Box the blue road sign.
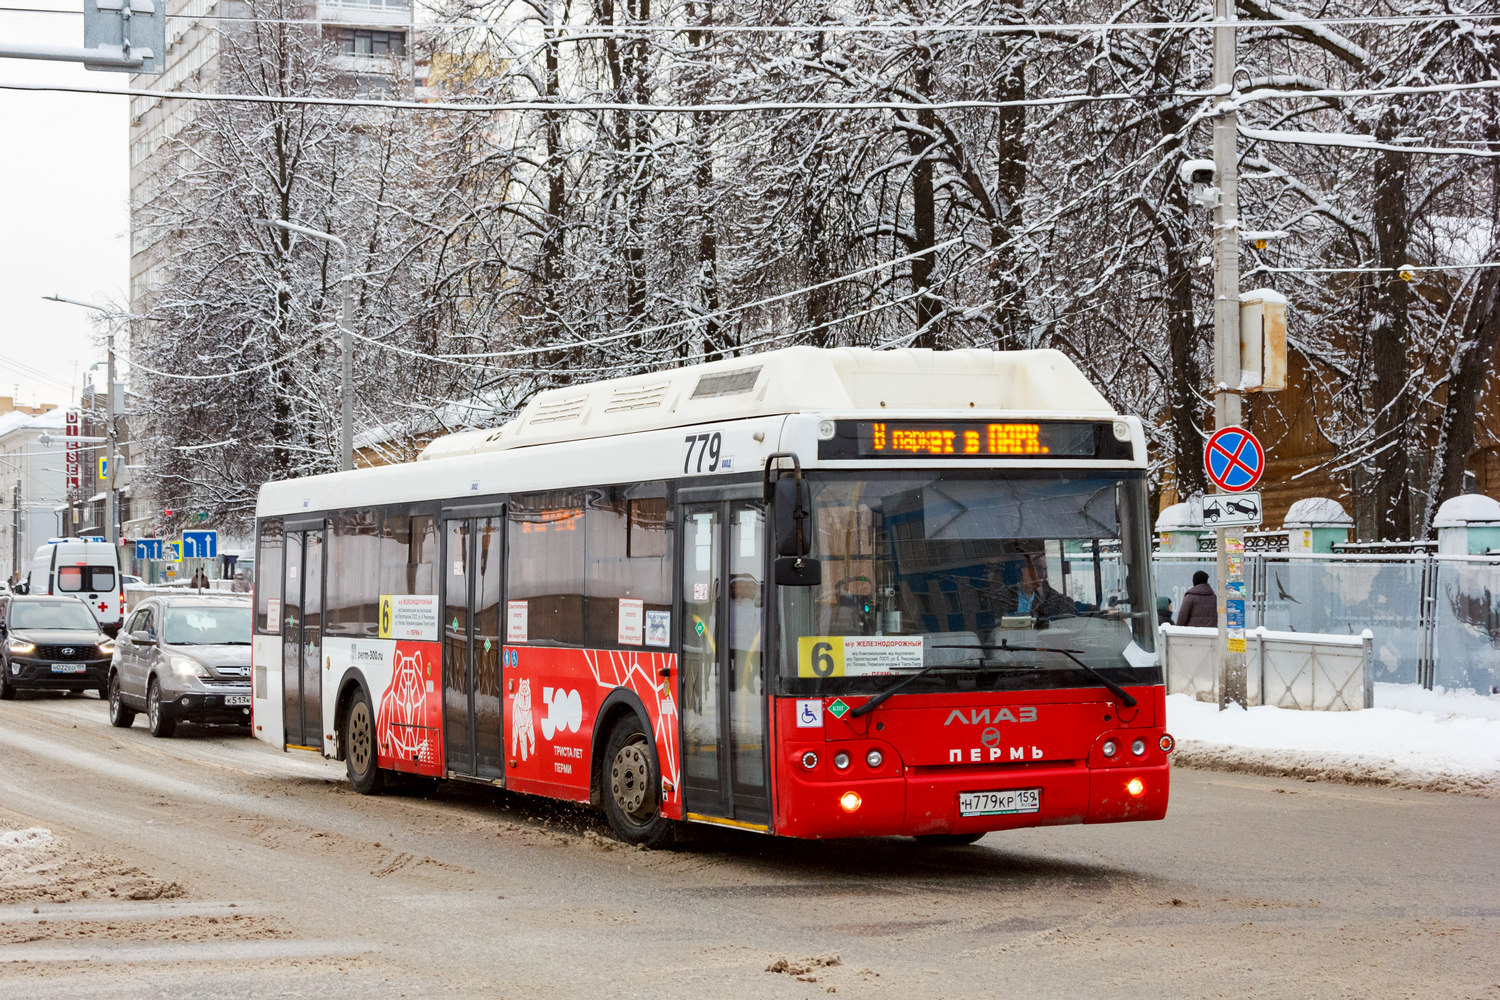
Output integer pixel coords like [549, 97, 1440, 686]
[135, 539, 165, 560]
[1203, 426, 1265, 493]
[182, 530, 218, 559]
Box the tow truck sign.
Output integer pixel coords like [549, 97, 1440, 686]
[1202, 490, 1263, 528]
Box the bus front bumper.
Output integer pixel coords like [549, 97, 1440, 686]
[771, 761, 1171, 839]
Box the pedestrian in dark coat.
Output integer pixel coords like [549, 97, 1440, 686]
[1176, 571, 1218, 627]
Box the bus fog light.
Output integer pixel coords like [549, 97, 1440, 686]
[1102, 740, 1117, 758]
[834, 751, 850, 770]
[839, 791, 862, 813]
[1131, 739, 1146, 756]
[866, 749, 883, 768]
[801, 751, 818, 770]
[1126, 778, 1145, 797]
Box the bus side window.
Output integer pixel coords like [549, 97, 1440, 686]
[255, 519, 284, 634]
[508, 491, 586, 646]
[327, 509, 380, 637]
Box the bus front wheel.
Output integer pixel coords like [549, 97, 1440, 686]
[344, 688, 386, 796]
[602, 717, 675, 849]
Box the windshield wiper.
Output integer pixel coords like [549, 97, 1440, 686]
[847, 659, 959, 718]
[961, 639, 1138, 707]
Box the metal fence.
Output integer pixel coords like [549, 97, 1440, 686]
[1161, 624, 1373, 710]
[1154, 552, 1500, 696]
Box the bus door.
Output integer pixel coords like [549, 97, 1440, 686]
[282, 523, 325, 750]
[441, 508, 505, 780]
[679, 493, 770, 826]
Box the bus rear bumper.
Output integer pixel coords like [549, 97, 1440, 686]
[773, 761, 1170, 839]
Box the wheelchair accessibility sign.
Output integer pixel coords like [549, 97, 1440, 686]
[795, 699, 824, 728]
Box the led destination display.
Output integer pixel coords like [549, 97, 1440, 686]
[818, 420, 1129, 460]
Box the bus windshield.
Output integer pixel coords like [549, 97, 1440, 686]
[777, 471, 1158, 696]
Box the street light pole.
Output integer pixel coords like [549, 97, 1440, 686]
[1211, 0, 1247, 709]
[256, 219, 355, 472]
[42, 295, 133, 550]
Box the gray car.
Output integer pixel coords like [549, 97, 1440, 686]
[107, 595, 253, 738]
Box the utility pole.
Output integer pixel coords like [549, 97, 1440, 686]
[104, 317, 120, 548]
[1212, 0, 1247, 709]
[11, 480, 19, 582]
[339, 270, 354, 472]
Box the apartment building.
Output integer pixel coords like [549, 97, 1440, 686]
[127, 0, 416, 316]
[0, 404, 67, 583]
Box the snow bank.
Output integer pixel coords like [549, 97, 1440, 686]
[0, 828, 52, 849]
[1168, 683, 1500, 796]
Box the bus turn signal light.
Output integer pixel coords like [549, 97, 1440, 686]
[1126, 778, 1145, 797]
[839, 791, 862, 813]
[1159, 734, 1176, 754]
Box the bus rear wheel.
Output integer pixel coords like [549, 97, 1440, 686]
[344, 688, 385, 796]
[602, 717, 675, 849]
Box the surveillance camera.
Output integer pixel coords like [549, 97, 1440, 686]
[1179, 159, 1216, 186]
[1178, 158, 1220, 210]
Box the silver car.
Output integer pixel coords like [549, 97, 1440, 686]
[107, 595, 253, 738]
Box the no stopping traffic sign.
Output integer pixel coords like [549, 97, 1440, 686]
[1204, 426, 1265, 493]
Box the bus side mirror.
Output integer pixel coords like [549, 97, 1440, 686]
[772, 476, 821, 587]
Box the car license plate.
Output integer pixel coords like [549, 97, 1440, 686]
[959, 788, 1041, 816]
[225, 695, 251, 707]
[51, 664, 86, 674]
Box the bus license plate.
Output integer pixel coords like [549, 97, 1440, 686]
[959, 788, 1041, 816]
[225, 695, 251, 706]
[51, 664, 86, 674]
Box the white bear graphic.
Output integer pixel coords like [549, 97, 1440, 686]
[511, 677, 535, 762]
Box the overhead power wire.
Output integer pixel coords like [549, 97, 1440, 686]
[346, 236, 966, 364]
[2, 6, 1497, 32]
[125, 329, 331, 380]
[1248, 261, 1500, 275]
[2, 76, 1496, 114]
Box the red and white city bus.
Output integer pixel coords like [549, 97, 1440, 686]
[250, 347, 1172, 846]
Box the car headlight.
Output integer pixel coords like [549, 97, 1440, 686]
[167, 654, 208, 678]
[97, 640, 116, 655]
[6, 638, 35, 655]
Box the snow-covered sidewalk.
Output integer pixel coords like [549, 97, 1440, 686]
[1168, 683, 1500, 796]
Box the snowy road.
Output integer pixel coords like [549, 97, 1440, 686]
[1, 693, 1497, 998]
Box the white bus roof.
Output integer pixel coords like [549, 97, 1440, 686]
[419, 346, 1113, 461]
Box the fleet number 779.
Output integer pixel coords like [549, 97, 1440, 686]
[682, 432, 722, 474]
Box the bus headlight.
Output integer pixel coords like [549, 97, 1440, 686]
[866, 749, 883, 768]
[1101, 740, 1117, 758]
[833, 751, 850, 770]
[1131, 739, 1146, 757]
